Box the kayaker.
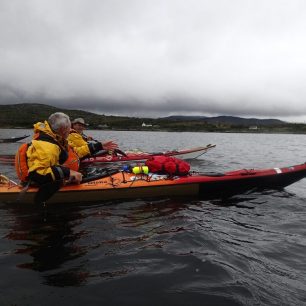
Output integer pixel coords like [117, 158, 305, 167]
[15, 112, 83, 203]
[68, 117, 118, 159]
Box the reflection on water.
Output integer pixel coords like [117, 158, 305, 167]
[5, 204, 89, 286]
[4, 199, 191, 287]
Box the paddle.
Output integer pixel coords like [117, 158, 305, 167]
[33, 168, 120, 205]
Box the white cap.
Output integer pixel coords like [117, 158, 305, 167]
[71, 118, 89, 126]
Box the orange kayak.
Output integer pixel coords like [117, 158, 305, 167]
[1, 162, 306, 204]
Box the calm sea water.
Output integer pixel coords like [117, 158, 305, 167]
[1, 129, 306, 306]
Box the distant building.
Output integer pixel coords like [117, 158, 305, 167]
[142, 122, 152, 127]
[98, 124, 109, 129]
[249, 125, 258, 130]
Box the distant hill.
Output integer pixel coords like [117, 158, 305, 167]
[0, 103, 303, 134]
[162, 115, 286, 126]
[0, 103, 139, 128]
[163, 115, 210, 121]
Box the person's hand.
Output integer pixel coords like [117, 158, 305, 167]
[69, 170, 83, 184]
[102, 140, 118, 151]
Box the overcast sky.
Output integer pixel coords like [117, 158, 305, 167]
[1, 0, 306, 122]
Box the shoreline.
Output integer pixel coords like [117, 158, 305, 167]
[1, 127, 306, 135]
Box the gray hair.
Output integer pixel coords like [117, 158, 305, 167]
[48, 112, 71, 132]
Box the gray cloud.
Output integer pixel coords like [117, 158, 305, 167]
[1, 0, 306, 122]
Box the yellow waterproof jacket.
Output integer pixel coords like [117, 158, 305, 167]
[68, 130, 91, 159]
[26, 121, 70, 181]
[68, 130, 102, 159]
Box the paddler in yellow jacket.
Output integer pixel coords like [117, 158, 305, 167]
[68, 118, 118, 159]
[23, 113, 83, 197]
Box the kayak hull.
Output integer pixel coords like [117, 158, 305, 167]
[0, 135, 30, 143]
[1, 163, 306, 204]
[199, 167, 306, 198]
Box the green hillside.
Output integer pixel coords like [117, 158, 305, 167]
[0, 103, 144, 129]
[1, 103, 306, 133]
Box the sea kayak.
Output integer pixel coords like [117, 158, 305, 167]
[0, 135, 30, 143]
[0, 144, 215, 165]
[82, 144, 216, 164]
[1, 162, 305, 204]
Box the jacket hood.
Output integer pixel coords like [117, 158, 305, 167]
[33, 121, 68, 149]
[33, 121, 56, 137]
